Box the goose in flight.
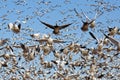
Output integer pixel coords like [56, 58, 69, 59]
[102, 32, 120, 51]
[8, 22, 21, 33]
[34, 37, 66, 45]
[30, 33, 40, 39]
[74, 8, 101, 31]
[38, 18, 72, 34]
[0, 39, 8, 46]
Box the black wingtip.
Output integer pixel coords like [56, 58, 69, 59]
[51, 60, 57, 64]
[39, 20, 45, 24]
[80, 45, 86, 48]
[36, 45, 40, 52]
[37, 18, 43, 23]
[20, 43, 25, 49]
[100, 30, 109, 38]
[108, 27, 113, 31]
[30, 34, 34, 37]
[89, 31, 97, 40]
[81, 20, 85, 23]
[9, 46, 13, 52]
[52, 50, 56, 53]
[40, 20, 44, 23]
[102, 32, 109, 38]
[60, 48, 64, 52]
[68, 23, 73, 26]
[18, 23, 21, 29]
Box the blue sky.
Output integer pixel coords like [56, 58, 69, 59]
[0, 0, 120, 41]
[0, 0, 120, 33]
[0, 0, 120, 79]
[0, 0, 120, 60]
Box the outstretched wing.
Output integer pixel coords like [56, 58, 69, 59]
[74, 8, 82, 18]
[34, 39, 47, 43]
[59, 23, 72, 29]
[53, 39, 66, 43]
[89, 32, 98, 42]
[102, 32, 119, 46]
[40, 21, 54, 29]
[38, 18, 54, 29]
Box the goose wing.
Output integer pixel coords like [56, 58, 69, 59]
[59, 23, 72, 29]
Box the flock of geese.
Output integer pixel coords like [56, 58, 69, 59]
[0, 8, 120, 80]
